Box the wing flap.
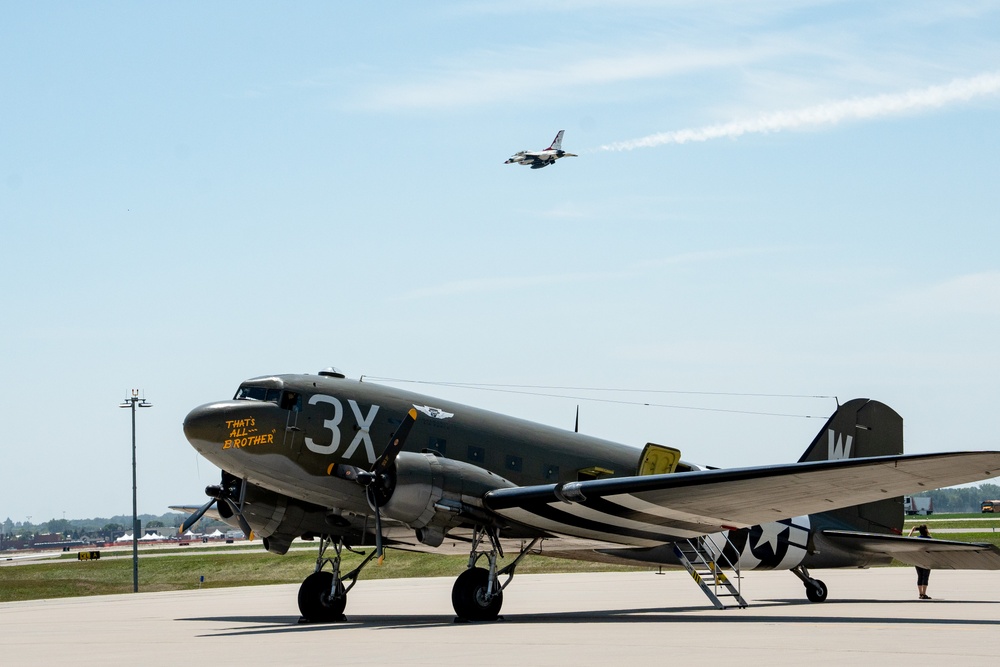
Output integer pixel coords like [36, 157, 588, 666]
[484, 452, 1000, 546]
[820, 530, 1000, 570]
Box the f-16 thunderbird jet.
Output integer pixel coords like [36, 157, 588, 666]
[179, 369, 1000, 622]
[504, 130, 577, 169]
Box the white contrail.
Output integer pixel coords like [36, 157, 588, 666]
[600, 72, 1000, 151]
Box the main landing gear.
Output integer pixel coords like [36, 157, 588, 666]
[791, 564, 828, 602]
[297, 528, 540, 623]
[297, 534, 378, 623]
[451, 526, 538, 622]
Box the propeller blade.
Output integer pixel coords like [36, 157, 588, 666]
[372, 495, 385, 563]
[221, 497, 255, 541]
[371, 408, 418, 479]
[216, 479, 254, 540]
[179, 498, 216, 534]
[236, 475, 248, 506]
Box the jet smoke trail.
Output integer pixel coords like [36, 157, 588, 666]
[600, 72, 1000, 151]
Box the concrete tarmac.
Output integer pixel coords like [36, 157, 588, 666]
[3, 568, 1000, 665]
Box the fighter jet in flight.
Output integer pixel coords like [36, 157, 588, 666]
[505, 130, 577, 169]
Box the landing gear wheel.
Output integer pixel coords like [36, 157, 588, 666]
[806, 579, 828, 603]
[298, 571, 347, 622]
[452, 567, 503, 621]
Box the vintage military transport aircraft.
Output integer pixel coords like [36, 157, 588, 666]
[179, 369, 1000, 622]
[504, 130, 577, 169]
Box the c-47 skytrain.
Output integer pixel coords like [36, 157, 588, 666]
[178, 369, 1000, 622]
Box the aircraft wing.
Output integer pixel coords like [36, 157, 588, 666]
[483, 451, 1000, 547]
[819, 530, 1000, 570]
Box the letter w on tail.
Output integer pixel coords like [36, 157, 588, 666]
[828, 430, 853, 460]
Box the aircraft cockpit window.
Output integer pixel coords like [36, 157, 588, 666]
[280, 391, 301, 411]
[234, 386, 282, 403]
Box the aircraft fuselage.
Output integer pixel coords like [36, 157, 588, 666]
[184, 373, 643, 502]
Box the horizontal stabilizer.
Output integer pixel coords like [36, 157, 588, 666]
[168, 504, 223, 522]
[820, 530, 1000, 570]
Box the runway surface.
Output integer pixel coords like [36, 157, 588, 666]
[3, 568, 1000, 665]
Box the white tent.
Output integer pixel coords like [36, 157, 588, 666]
[207, 529, 224, 537]
[115, 533, 133, 542]
[139, 532, 165, 541]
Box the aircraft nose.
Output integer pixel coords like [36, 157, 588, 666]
[183, 402, 231, 455]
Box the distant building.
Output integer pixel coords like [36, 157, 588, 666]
[29, 533, 85, 550]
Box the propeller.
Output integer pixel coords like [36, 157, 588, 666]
[177, 474, 255, 540]
[222, 476, 255, 540]
[179, 497, 216, 534]
[329, 408, 418, 560]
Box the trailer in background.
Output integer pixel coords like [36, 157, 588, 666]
[904, 496, 933, 515]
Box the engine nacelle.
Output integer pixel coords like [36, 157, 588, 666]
[379, 451, 516, 541]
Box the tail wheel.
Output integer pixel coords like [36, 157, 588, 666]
[452, 567, 503, 621]
[806, 579, 828, 603]
[298, 571, 347, 622]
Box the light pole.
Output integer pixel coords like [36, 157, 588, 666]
[119, 389, 152, 593]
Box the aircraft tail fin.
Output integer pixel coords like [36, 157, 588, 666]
[801, 398, 905, 534]
[798, 398, 903, 463]
[548, 130, 565, 151]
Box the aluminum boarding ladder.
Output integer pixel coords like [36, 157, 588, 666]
[672, 535, 747, 609]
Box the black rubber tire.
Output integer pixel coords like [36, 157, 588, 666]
[805, 579, 828, 603]
[297, 571, 347, 622]
[451, 567, 503, 621]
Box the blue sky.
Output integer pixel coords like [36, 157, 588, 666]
[3, 2, 999, 524]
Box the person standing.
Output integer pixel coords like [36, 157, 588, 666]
[908, 524, 932, 599]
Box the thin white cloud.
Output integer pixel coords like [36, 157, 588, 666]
[538, 202, 595, 219]
[403, 247, 784, 299]
[600, 71, 1000, 150]
[632, 246, 789, 270]
[355, 44, 784, 111]
[896, 271, 1000, 316]
[456, 0, 843, 19]
[402, 271, 613, 299]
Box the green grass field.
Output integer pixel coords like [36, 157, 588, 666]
[0, 547, 642, 603]
[903, 515, 1000, 530]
